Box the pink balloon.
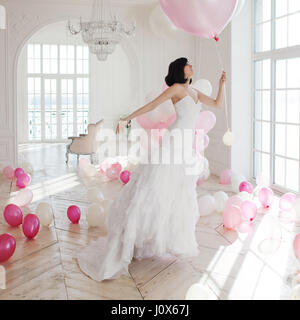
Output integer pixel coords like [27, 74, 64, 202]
[67, 205, 81, 224]
[195, 111, 216, 134]
[241, 200, 257, 222]
[99, 161, 111, 175]
[223, 205, 242, 230]
[112, 162, 122, 175]
[239, 181, 253, 194]
[120, 170, 131, 184]
[106, 167, 119, 180]
[225, 195, 243, 209]
[279, 193, 297, 211]
[258, 187, 274, 208]
[22, 214, 40, 239]
[16, 173, 31, 189]
[159, 0, 238, 39]
[220, 169, 232, 185]
[14, 167, 25, 178]
[3, 166, 14, 180]
[3, 204, 23, 227]
[237, 221, 255, 234]
[293, 234, 300, 259]
[0, 233, 16, 262]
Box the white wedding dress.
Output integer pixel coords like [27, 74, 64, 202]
[76, 88, 204, 281]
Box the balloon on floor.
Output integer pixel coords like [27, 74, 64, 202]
[36, 202, 54, 227]
[12, 188, 33, 207]
[22, 214, 40, 240]
[0, 233, 16, 262]
[67, 205, 81, 224]
[3, 204, 23, 227]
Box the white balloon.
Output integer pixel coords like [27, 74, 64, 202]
[12, 189, 33, 207]
[198, 195, 216, 216]
[86, 204, 106, 227]
[192, 79, 212, 97]
[237, 191, 251, 201]
[290, 284, 300, 300]
[213, 191, 228, 213]
[185, 283, 215, 300]
[36, 202, 53, 227]
[223, 130, 234, 146]
[233, 0, 246, 17]
[231, 173, 246, 193]
[149, 4, 179, 39]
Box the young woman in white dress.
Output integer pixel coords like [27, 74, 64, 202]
[76, 57, 226, 281]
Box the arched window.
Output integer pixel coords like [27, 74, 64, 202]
[0, 5, 6, 30]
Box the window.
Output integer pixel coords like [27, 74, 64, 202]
[26, 44, 89, 142]
[253, 0, 300, 193]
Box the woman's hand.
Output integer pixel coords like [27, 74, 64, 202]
[115, 120, 128, 135]
[219, 71, 226, 87]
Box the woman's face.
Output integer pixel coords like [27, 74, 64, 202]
[184, 62, 194, 79]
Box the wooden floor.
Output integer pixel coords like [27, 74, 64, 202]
[0, 143, 298, 300]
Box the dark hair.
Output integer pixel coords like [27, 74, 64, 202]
[165, 57, 192, 87]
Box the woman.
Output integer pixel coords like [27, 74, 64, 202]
[77, 57, 226, 281]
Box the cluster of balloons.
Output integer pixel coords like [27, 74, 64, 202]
[3, 165, 32, 189]
[99, 161, 131, 185]
[0, 204, 42, 262]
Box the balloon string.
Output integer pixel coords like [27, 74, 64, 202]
[213, 40, 230, 131]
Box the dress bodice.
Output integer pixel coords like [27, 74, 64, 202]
[169, 90, 202, 131]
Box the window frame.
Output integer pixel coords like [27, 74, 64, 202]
[252, 0, 300, 194]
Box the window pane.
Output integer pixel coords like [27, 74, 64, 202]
[287, 58, 300, 88]
[286, 159, 299, 191]
[255, 91, 262, 119]
[275, 17, 288, 49]
[256, 0, 272, 23]
[289, 0, 300, 14]
[276, 0, 288, 17]
[287, 90, 300, 123]
[276, 60, 286, 89]
[286, 125, 299, 159]
[275, 90, 286, 122]
[275, 124, 286, 156]
[274, 156, 286, 186]
[255, 121, 262, 150]
[255, 22, 271, 52]
[262, 122, 270, 153]
[262, 91, 271, 121]
[288, 13, 300, 47]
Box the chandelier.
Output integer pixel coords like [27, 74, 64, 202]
[67, 0, 135, 61]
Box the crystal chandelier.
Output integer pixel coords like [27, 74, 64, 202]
[67, 0, 135, 61]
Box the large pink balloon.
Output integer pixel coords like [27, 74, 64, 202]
[22, 214, 40, 239]
[223, 205, 241, 230]
[67, 205, 81, 224]
[220, 169, 232, 185]
[3, 204, 23, 227]
[241, 200, 257, 222]
[258, 187, 274, 208]
[293, 234, 300, 260]
[279, 193, 297, 211]
[195, 111, 216, 134]
[159, 0, 238, 39]
[112, 162, 122, 175]
[3, 166, 14, 180]
[0, 233, 16, 262]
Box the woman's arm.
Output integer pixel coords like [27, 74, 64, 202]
[195, 71, 226, 108]
[116, 86, 177, 134]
